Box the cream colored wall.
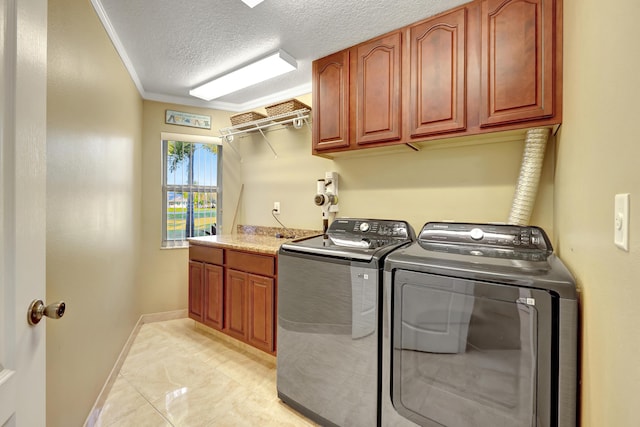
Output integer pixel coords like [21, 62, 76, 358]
[138, 101, 239, 314]
[237, 95, 555, 236]
[556, 0, 640, 425]
[46, 0, 143, 426]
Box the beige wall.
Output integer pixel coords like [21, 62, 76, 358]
[46, 0, 143, 425]
[237, 94, 555, 236]
[138, 100, 239, 314]
[556, 0, 640, 425]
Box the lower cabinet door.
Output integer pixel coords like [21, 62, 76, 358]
[203, 264, 224, 330]
[188, 261, 204, 322]
[247, 274, 275, 352]
[225, 269, 248, 340]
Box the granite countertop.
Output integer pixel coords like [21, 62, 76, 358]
[188, 225, 321, 255]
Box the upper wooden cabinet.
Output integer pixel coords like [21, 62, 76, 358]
[353, 32, 403, 145]
[480, 0, 555, 126]
[311, 0, 562, 155]
[312, 50, 350, 151]
[407, 8, 467, 137]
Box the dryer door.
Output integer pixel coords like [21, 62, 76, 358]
[391, 270, 556, 427]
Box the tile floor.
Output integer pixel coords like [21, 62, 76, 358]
[92, 318, 317, 426]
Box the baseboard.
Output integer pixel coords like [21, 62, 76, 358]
[139, 308, 188, 324]
[83, 309, 188, 427]
[194, 321, 276, 364]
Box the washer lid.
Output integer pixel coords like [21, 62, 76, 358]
[281, 218, 415, 261]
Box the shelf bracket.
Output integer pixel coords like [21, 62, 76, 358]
[223, 135, 242, 161]
[258, 128, 278, 158]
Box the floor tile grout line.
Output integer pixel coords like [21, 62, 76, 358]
[119, 350, 177, 426]
[96, 318, 318, 426]
[85, 311, 188, 426]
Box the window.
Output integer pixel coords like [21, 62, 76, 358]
[161, 134, 222, 248]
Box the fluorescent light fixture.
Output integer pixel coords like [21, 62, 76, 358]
[241, 0, 264, 7]
[190, 50, 297, 101]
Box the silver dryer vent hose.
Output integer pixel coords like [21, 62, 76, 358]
[507, 128, 550, 226]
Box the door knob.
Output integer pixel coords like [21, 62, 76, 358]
[28, 299, 66, 325]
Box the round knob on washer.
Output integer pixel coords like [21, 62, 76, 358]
[359, 222, 370, 232]
[470, 228, 484, 240]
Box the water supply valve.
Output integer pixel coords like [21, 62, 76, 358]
[315, 172, 339, 234]
[314, 172, 339, 212]
[314, 192, 337, 207]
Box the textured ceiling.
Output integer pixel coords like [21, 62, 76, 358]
[93, 0, 468, 111]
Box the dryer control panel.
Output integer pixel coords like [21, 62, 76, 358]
[419, 222, 552, 252]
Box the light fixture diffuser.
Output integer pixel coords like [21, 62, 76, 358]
[241, 0, 264, 7]
[190, 50, 297, 101]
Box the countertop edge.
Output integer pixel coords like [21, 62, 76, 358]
[188, 239, 281, 255]
[188, 227, 322, 255]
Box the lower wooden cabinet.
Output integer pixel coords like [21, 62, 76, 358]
[224, 269, 275, 353]
[225, 269, 249, 341]
[247, 274, 275, 353]
[188, 245, 276, 354]
[203, 264, 224, 330]
[188, 261, 205, 323]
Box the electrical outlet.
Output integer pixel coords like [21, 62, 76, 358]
[273, 201, 281, 215]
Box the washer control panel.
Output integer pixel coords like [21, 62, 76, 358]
[327, 219, 414, 248]
[419, 222, 551, 252]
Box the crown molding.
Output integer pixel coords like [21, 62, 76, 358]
[90, 0, 145, 95]
[145, 84, 311, 112]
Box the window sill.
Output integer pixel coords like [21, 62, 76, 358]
[161, 242, 189, 250]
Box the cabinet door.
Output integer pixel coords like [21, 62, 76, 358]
[225, 269, 248, 341]
[480, 0, 554, 126]
[188, 261, 204, 322]
[408, 8, 467, 137]
[312, 50, 350, 151]
[247, 274, 275, 353]
[354, 32, 402, 145]
[203, 264, 224, 330]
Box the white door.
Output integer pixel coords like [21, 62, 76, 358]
[0, 0, 48, 425]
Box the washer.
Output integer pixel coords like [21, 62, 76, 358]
[381, 222, 578, 427]
[277, 218, 415, 427]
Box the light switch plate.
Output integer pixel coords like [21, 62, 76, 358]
[614, 193, 630, 251]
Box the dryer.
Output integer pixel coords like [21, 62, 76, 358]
[381, 222, 578, 427]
